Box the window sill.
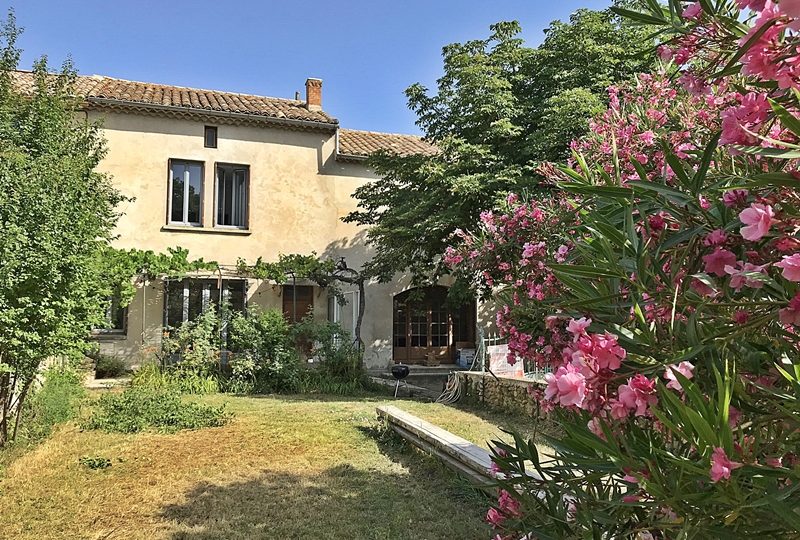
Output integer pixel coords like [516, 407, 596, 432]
[161, 225, 252, 236]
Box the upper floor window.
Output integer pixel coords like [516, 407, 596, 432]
[216, 163, 249, 228]
[204, 126, 217, 148]
[169, 160, 203, 226]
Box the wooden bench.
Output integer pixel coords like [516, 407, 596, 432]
[377, 405, 498, 487]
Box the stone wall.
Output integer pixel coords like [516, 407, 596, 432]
[456, 371, 546, 417]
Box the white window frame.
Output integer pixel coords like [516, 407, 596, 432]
[328, 290, 359, 341]
[214, 163, 249, 229]
[168, 159, 204, 227]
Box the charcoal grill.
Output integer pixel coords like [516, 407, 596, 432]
[391, 364, 410, 398]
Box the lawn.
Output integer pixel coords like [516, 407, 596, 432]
[0, 393, 543, 540]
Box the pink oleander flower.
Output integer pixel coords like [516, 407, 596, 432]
[779, 0, 800, 20]
[733, 310, 750, 324]
[703, 229, 727, 246]
[555, 244, 569, 262]
[618, 375, 658, 416]
[779, 292, 800, 325]
[664, 361, 695, 391]
[544, 363, 587, 408]
[737, 0, 767, 10]
[498, 489, 521, 518]
[682, 2, 703, 18]
[710, 447, 743, 483]
[443, 246, 463, 266]
[609, 399, 629, 420]
[639, 130, 656, 146]
[486, 508, 505, 528]
[703, 247, 737, 277]
[739, 203, 774, 241]
[587, 417, 605, 439]
[567, 317, 591, 338]
[724, 261, 768, 290]
[590, 332, 627, 370]
[775, 253, 800, 281]
[691, 278, 718, 297]
[723, 189, 748, 208]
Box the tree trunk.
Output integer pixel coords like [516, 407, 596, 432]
[355, 278, 366, 351]
[0, 371, 12, 447]
[11, 377, 33, 442]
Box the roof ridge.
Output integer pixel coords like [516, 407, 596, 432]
[90, 72, 304, 104]
[340, 127, 426, 139]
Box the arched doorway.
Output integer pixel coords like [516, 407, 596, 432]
[392, 286, 475, 364]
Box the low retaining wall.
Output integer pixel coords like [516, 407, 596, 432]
[456, 371, 546, 417]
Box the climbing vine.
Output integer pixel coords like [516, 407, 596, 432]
[236, 253, 367, 347]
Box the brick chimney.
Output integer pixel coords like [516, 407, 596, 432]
[305, 78, 322, 111]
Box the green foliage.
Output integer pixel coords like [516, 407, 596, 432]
[228, 307, 302, 393]
[83, 386, 230, 434]
[531, 88, 606, 162]
[236, 253, 336, 285]
[292, 318, 368, 394]
[78, 455, 112, 470]
[18, 365, 85, 442]
[0, 11, 123, 444]
[132, 361, 219, 395]
[92, 354, 127, 379]
[159, 307, 221, 378]
[98, 246, 218, 309]
[345, 7, 655, 285]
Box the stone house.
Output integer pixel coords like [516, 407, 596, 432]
[12, 70, 478, 369]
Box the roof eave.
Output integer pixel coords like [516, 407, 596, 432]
[85, 97, 339, 132]
[335, 152, 369, 163]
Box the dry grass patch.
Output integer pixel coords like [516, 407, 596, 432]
[0, 395, 515, 540]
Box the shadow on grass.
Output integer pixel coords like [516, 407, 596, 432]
[162, 462, 490, 540]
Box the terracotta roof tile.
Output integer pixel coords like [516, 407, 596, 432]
[10, 70, 337, 126]
[10, 71, 436, 156]
[338, 128, 436, 160]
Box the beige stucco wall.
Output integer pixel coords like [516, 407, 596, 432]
[91, 110, 397, 369]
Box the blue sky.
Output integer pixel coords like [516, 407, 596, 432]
[5, 0, 611, 134]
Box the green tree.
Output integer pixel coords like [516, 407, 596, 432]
[0, 11, 123, 445]
[344, 8, 654, 286]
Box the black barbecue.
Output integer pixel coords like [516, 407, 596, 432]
[391, 364, 410, 397]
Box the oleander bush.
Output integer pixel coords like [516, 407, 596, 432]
[446, 1, 800, 537]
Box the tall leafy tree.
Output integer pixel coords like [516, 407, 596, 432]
[345, 8, 655, 286]
[0, 12, 123, 445]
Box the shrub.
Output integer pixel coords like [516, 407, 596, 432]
[18, 365, 85, 442]
[83, 386, 230, 434]
[93, 354, 127, 379]
[292, 318, 368, 394]
[445, 3, 800, 535]
[132, 361, 219, 394]
[227, 308, 302, 393]
[159, 307, 221, 377]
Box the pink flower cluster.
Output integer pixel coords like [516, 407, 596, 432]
[570, 73, 729, 183]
